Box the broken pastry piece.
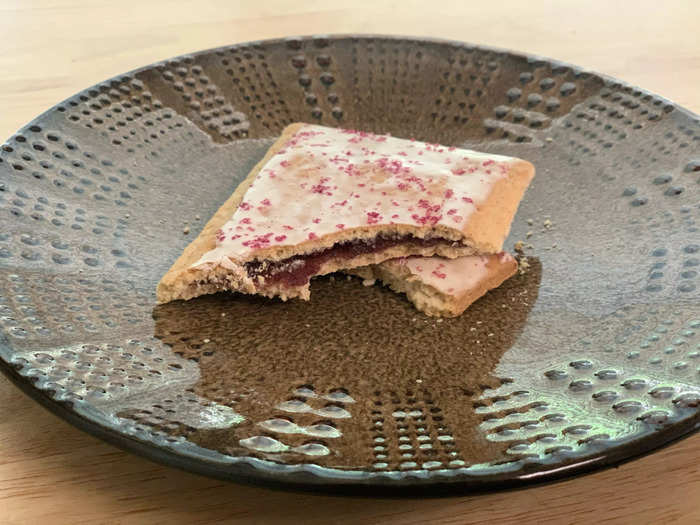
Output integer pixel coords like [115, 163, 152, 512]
[352, 253, 517, 317]
[157, 123, 534, 303]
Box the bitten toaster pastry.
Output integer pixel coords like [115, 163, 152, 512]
[157, 123, 534, 304]
[350, 253, 518, 317]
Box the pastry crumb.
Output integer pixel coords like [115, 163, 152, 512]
[203, 338, 210, 343]
[195, 214, 201, 221]
[361, 278, 376, 287]
[517, 256, 530, 275]
[544, 218, 552, 229]
[545, 137, 553, 142]
[526, 230, 533, 238]
[527, 219, 533, 225]
[183, 226, 190, 234]
[514, 240, 524, 252]
[436, 318, 443, 323]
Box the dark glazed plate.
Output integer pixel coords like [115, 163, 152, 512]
[1, 35, 699, 494]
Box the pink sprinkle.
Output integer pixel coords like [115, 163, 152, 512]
[445, 189, 454, 199]
[308, 232, 318, 240]
[283, 225, 294, 230]
[391, 214, 399, 219]
[375, 157, 408, 175]
[310, 177, 332, 195]
[215, 229, 226, 242]
[452, 215, 463, 223]
[451, 168, 466, 175]
[336, 224, 345, 229]
[312, 218, 321, 224]
[332, 199, 349, 207]
[461, 197, 474, 204]
[239, 202, 251, 211]
[279, 160, 290, 168]
[274, 235, 287, 242]
[366, 211, 382, 224]
[341, 163, 359, 176]
[417, 199, 441, 213]
[260, 198, 271, 206]
[482, 160, 495, 166]
[432, 266, 447, 279]
[412, 212, 442, 226]
[242, 232, 274, 249]
[448, 146, 456, 151]
[230, 234, 241, 240]
[240, 218, 251, 224]
[447, 208, 457, 215]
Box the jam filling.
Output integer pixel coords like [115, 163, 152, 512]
[244, 234, 460, 288]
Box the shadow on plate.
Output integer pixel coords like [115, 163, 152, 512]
[145, 258, 542, 470]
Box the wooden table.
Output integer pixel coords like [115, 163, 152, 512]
[1, 1, 699, 523]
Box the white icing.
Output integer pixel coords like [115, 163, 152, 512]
[399, 252, 515, 295]
[194, 124, 517, 267]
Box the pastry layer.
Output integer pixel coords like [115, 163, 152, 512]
[352, 253, 518, 317]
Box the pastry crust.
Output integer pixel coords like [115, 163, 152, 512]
[157, 124, 534, 303]
[157, 125, 301, 303]
[352, 253, 518, 317]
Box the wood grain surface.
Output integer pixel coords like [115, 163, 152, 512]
[1, 1, 699, 524]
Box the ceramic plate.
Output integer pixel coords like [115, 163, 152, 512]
[1, 35, 699, 493]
